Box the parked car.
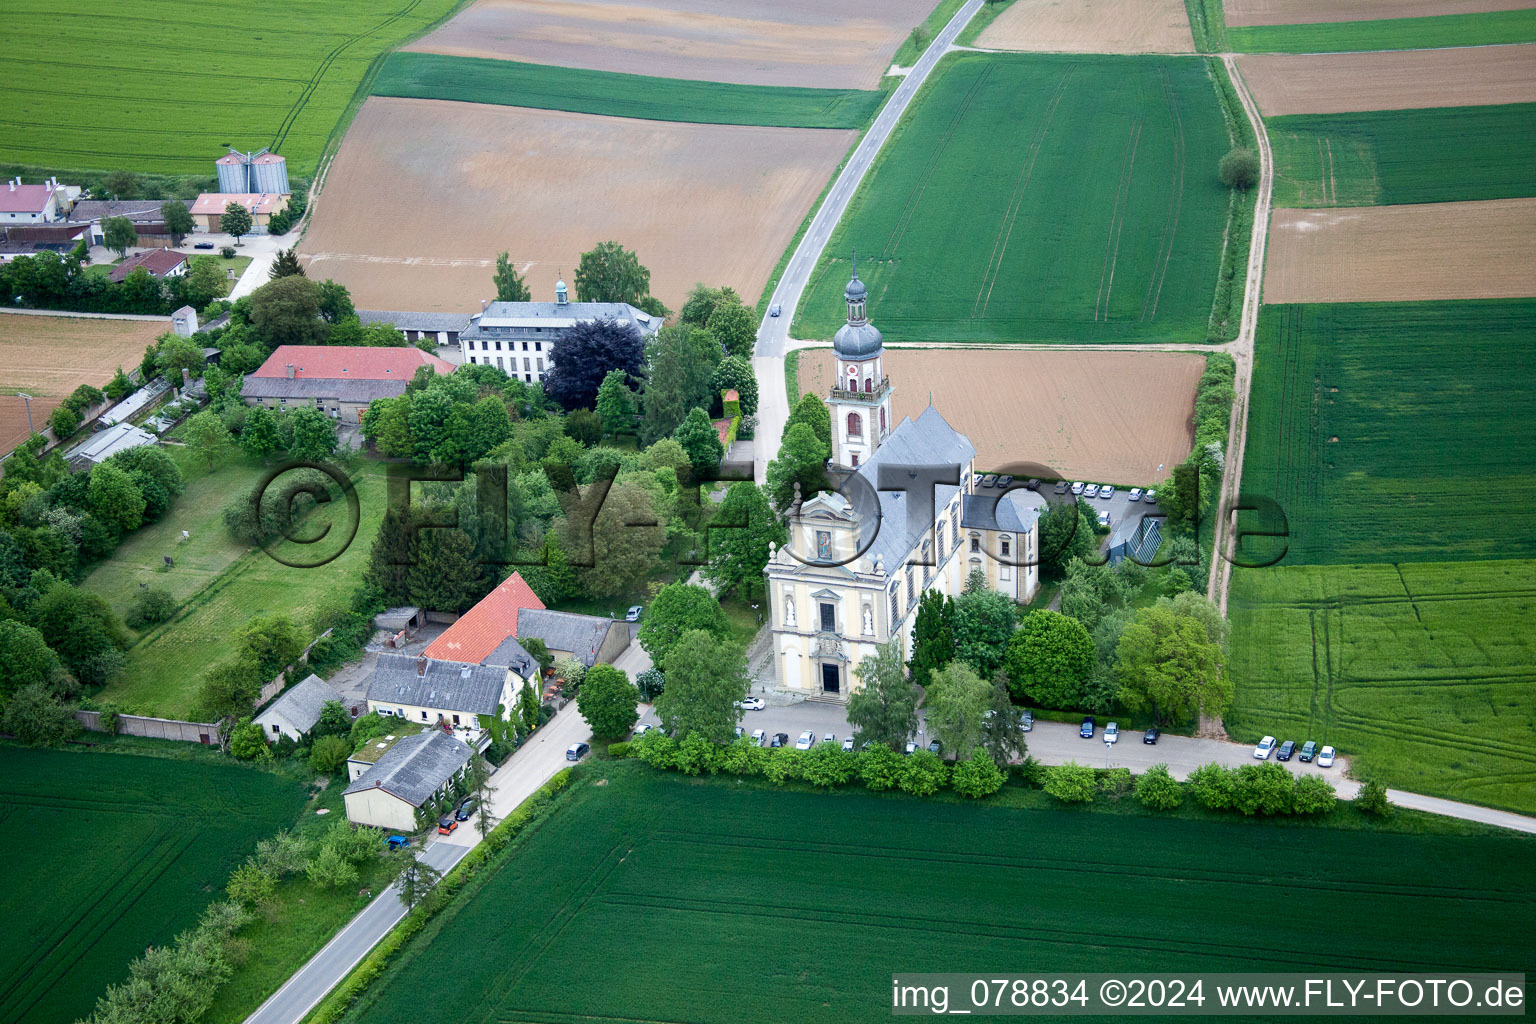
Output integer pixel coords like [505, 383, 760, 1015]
[903, 740, 917, 755]
[795, 730, 816, 750]
[997, 474, 1014, 488]
[981, 474, 997, 488]
[1083, 484, 1099, 498]
[1025, 478, 1040, 490]
[927, 739, 942, 755]
[386, 835, 410, 851]
[1276, 739, 1296, 761]
[736, 697, 766, 711]
[1253, 736, 1276, 759]
[455, 797, 478, 821]
[1080, 716, 1095, 738]
[1299, 740, 1317, 762]
[973, 473, 985, 488]
[1054, 481, 1069, 495]
[1143, 726, 1160, 745]
[193, 241, 215, 250]
[437, 816, 457, 835]
[1099, 485, 1115, 499]
[1104, 722, 1119, 744]
[751, 728, 766, 746]
[1128, 488, 1143, 502]
[632, 723, 652, 737]
[1097, 510, 1111, 528]
[566, 742, 590, 761]
[771, 732, 790, 748]
[1317, 745, 1336, 768]
[734, 725, 744, 739]
[625, 605, 643, 622]
[769, 303, 782, 317]
[1145, 490, 1157, 504]
[1071, 481, 1085, 495]
[1019, 709, 1034, 732]
[823, 733, 837, 746]
[841, 736, 855, 752]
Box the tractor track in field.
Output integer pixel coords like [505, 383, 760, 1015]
[1094, 115, 1142, 322]
[1141, 64, 1187, 321]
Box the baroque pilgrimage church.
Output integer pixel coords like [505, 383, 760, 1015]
[764, 263, 1043, 700]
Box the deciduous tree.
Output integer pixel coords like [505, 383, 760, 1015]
[1114, 604, 1230, 724]
[86, 461, 147, 534]
[595, 369, 634, 438]
[183, 410, 235, 470]
[1005, 609, 1094, 709]
[161, 200, 194, 245]
[924, 660, 990, 760]
[673, 407, 723, 476]
[654, 629, 748, 744]
[706, 299, 756, 357]
[952, 587, 1015, 679]
[221, 201, 253, 243]
[544, 318, 645, 411]
[574, 240, 650, 306]
[241, 405, 280, 461]
[637, 582, 730, 664]
[103, 216, 137, 258]
[493, 251, 531, 302]
[908, 590, 955, 688]
[703, 481, 785, 601]
[784, 392, 831, 449]
[576, 663, 640, 740]
[709, 356, 758, 417]
[847, 641, 919, 751]
[765, 422, 828, 512]
[287, 405, 339, 462]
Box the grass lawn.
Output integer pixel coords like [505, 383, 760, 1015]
[1268, 104, 1536, 208]
[0, 746, 307, 1024]
[0, 0, 465, 175]
[794, 53, 1233, 343]
[372, 53, 884, 130]
[338, 764, 1535, 1024]
[1229, 8, 1536, 52]
[92, 456, 393, 718]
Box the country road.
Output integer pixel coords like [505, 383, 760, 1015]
[753, 0, 984, 484]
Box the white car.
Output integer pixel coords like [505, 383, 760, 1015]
[1145, 489, 1157, 504]
[1253, 735, 1276, 759]
[1083, 484, 1099, 498]
[632, 723, 652, 737]
[1097, 510, 1111, 528]
[1100, 485, 1115, 499]
[903, 740, 918, 755]
[823, 732, 837, 746]
[1317, 745, 1336, 768]
[736, 697, 766, 711]
[750, 728, 766, 746]
[1104, 722, 1119, 744]
[795, 730, 816, 750]
[1071, 481, 1085, 495]
[1128, 488, 1143, 502]
[841, 736, 855, 752]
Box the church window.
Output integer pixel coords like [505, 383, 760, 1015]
[938, 532, 945, 562]
[951, 511, 959, 546]
[1001, 536, 1011, 559]
[864, 377, 872, 392]
[851, 453, 859, 467]
[906, 568, 916, 609]
[970, 536, 980, 553]
[922, 541, 931, 585]
[847, 412, 863, 438]
[820, 603, 835, 632]
[889, 585, 899, 624]
[880, 407, 887, 434]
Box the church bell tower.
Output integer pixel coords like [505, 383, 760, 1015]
[826, 253, 892, 469]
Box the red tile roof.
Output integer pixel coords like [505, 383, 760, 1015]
[423, 572, 544, 664]
[251, 345, 455, 381]
[107, 248, 188, 282]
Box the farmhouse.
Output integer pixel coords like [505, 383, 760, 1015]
[240, 345, 454, 423]
[518, 609, 629, 668]
[424, 572, 544, 664]
[358, 309, 470, 349]
[364, 652, 526, 744]
[254, 674, 348, 742]
[343, 729, 473, 831]
[189, 192, 288, 234]
[107, 248, 188, 282]
[67, 199, 191, 247]
[765, 267, 1041, 699]
[0, 177, 65, 223]
[0, 223, 89, 261]
[458, 279, 661, 384]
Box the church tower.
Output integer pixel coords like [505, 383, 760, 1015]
[826, 254, 893, 469]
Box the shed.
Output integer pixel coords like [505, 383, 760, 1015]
[253, 674, 345, 742]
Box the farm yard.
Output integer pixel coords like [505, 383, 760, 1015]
[1225, 7, 1536, 51]
[1262, 200, 1536, 303]
[299, 98, 855, 313]
[1235, 46, 1536, 116]
[971, 0, 1194, 53]
[793, 53, 1234, 344]
[0, 747, 306, 1024]
[0, 0, 463, 174]
[796, 346, 1203, 484]
[404, 0, 937, 89]
[337, 766, 1536, 1024]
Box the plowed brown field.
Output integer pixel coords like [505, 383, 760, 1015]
[1225, 0, 1534, 26]
[1263, 199, 1536, 303]
[300, 98, 854, 313]
[406, 0, 936, 88]
[975, 0, 1194, 53]
[797, 346, 1204, 484]
[1238, 45, 1536, 115]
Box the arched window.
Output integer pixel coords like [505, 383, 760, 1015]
[879, 407, 887, 434]
[847, 412, 863, 438]
[864, 377, 872, 392]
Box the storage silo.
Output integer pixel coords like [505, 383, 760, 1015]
[251, 153, 290, 195]
[216, 151, 248, 193]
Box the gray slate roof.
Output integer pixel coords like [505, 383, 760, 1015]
[241, 377, 408, 404]
[67, 199, 189, 223]
[343, 730, 471, 807]
[461, 300, 660, 337]
[516, 609, 611, 667]
[357, 309, 471, 333]
[261, 674, 342, 733]
[961, 487, 1043, 534]
[483, 635, 540, 678]
[367, 652, 505, 715]
[848, 406, 976, 569]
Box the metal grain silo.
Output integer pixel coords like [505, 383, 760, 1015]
[252, 153, 289, 195]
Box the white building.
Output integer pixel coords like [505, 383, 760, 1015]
[0, 178, 64, 224]
[343, 730, 473, 832]
[364, 653, 526, 746]
[254, 674, 346, 742]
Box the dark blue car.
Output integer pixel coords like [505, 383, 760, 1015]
[1079, 717, 1095, 738]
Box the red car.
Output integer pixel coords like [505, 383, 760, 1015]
[437, 816, 458, 835]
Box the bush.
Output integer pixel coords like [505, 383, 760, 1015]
[1016, 755, 1046, 789]
[125, 586, 177, 629]
[857, 743, 904, 791]
[254, 830, 312, 877]
[1232, 762, 1294, 816]
[226, 862, 276, 907]
[309, 734, 352, 773]
[1188, 763, 1235, 810]
[1355, 779, 1391, 818]
[1042, 761, 1096, 803]
[1292, 773, 1337, 815]
[220, 246, 236, 258]
[799, 743, 857, 789]
[227, 718, 270, 760]
[762, 746, 804, 785]
[721, 736, 767, 775]
[1219, 147, 1260, 189]
[898, 750, 949, 797]
[631, 731, 678, 770]
[635, 668, 665, 702]
[1098, 766, 1134, 801]
[674, 732, 721, 775]
[951, 749, 1006, 799]
[1133, 764, 1183, 811]
[606, 741, 632, 759]
[49, 404, 81, 437]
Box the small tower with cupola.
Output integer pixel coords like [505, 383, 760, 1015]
[826, 254, 893, 469]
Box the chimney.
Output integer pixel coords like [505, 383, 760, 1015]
[460, 665, 471, 680]
[417, 656, 427, 676]
[481, 299, 488, 312]
[285, 363, 295, 379]
[181, 368, 190, 383]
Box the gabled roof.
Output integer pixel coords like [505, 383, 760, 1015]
[961, 487, 1043, 535]
[249, 345, 454, 381]
[462, 300, 660, 337]
[516, 609, 613, 667]
[240, 376, 411, 404]
[343, 730, 472, 807]
[0, 183, 58, 214]
[357, 309, 472, 333]
[423, 572, 544, 664]
[190, 193, 286, 216]
[259, 674, 342, 733]
[108, 248, 188, 282]
[67, 199, 186, 224]
[366, 653, 506, 716]
[847, 406, 977, 570]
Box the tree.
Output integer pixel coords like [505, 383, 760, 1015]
[306, 844, 357, 889]
[784, 392, 831, 449]
[846, 641, 919, 751]
[182, 410, 235, 470]
[952, 587, 1016, 679]
[908, 590, 955, 688]
[641, 326, 720, 442]
[85, 461, 146, 534]
[1355, 779, 1391, 818]
[235, 614, 304, 679]
[564, 407, 602, 447]
[199, 658, 263, 728]
[544, 318, 645, 411]
[397, 848, 444, 910]
[637, 582, 730, 665]
[221, 201, 253, 243]
[518, 677, 541, 733]
[703, 482, 785, 601]
[160, 199, 195, 245]
[104, 169, 141, 200]
[183, 255, 228, 308]
[406, 527, 488, 612]
[309, 735, 352, 773]
[706, 299, 756, 357]
[241, 405, 280, 461]
[1134, 764, 1183, 810]
[560, 480, 665, 599]
[1114, 605, 1231, 724]
[654, 630, 748, 744]
[898, 749, 949, 796]
[673, 407, 723, 476]
[1037, 499, 1095, 578]
[1042, 761, 1096, 803]
[857, 743, 904, 790]
[709, 356, 758, 417]
[0, 684, 79, 747]
[1161, 590, 1229, 652]
[318, 278, 354, 324]
[594, 369, 634, 437]
[228, 718, 271, 759]
[0, 620, 61, 698]
[680, 283, 740, 327]
[1187, 763, 1235, 810]
[924, 661, 990, 760]
[980, 673, 1024, 768]
[576, 663, 640, 740]
[126, 586, 177, 629]
[951, 748, 1006, 798]
[32, 583, 129, 687]
[102, 216, 137, 258]
[227, 863, 277, 908]
[1005, 609, 1094, 709]
[493, 251, 531, 302]
[313, 699, 352, 738]
[249, 275, 323, 347]
[1219, 147, 1260, 190]
[574, 240, 650, 305]
[468, 756, 499, 839]
[48, 404, 80, 438]
[765, 422, 829, 511]
[269, 247, 305, 279]
[1292, 774, 1336, 815]
[1232, 762, 1294, 816]
[287, 406, 339, 462]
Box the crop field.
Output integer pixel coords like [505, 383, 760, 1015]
[92, 459, 392, 719]
[1263, 200, 1536, 304]
[1227, 563, 1536, 814]
[1235, 300, 1536, 566]
[1224, 0, 1535, 26]
[339, 766, 1535, 1024]
[0, 0, 463, 174]
[405, 0, 937, 89]
[371, 53, 883, 128]
[1266, 104, 1536, 208]
[794, 53, 1233, 344]
[0, 748, 306, 1024]
[1237, 46, 1536, 116]
[972, 0, 1194, 53]
[797, 346, 1204, 484]
[1226, 8, 1536, 51]
[300, 98, 854, 312]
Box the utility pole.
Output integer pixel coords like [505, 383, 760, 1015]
[17, 392, 34, 434]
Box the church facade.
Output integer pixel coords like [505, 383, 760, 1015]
[764, 265, 1042, 700]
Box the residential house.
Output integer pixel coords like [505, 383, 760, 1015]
[108, 247, 188, 282]
[457, 278, 661, 384]
[254, 674, 348, 742]
[423, 572, 544, 664]
[0, 178, 65, 224]
[343, 730, 473, 832]
[240, 345, 455, 423]
[422, 570, 627, 672]
[364, 653, 524, 745]
[517, 609, 629, 668]
[189, 192, 288, 234]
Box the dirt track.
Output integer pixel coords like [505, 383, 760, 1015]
[1238, 45, 1536, 115]
[1225, 0, 1534, 26]
[408, 0, 936, 88]
[300, 98, 854, 313]
[974, 0, 1194, 53]
[1263, 199, 1536, 303]
[797, 346, 1204, 484]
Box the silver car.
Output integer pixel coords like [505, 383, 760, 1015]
[1099, 485, 1115, 499]
[795, 730, 816, 750]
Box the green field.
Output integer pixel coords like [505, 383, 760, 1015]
[90, 457, 392, 719]
[1235, 300, 1536, 567]
[340, 766, 1535, 1024]
[0, 747, 306, 1024]
[1229, 8, 1536, 52]
[1227, 563, 1536, 814]
[0, 0, 464, 174]
[794, 53, 1233, 343]
[1269, 104, 1536, 207]
[372, 53, 885, 129]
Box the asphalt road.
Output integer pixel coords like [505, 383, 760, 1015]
[753, 0, 984, 484]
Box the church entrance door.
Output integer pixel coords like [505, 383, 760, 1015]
[821, 664, 840, 693]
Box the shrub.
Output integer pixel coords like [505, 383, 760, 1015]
[97, 707, 120, 735]
[1232, 762, 1294, 816]
[721, 736, 767, 776]
[49, 404, 81, 438]
[1219, 147, 1260, 190]
[1355, 779, 1391, 818]
[220, 246, 235, 258]
[674, 732, 721, 775]
[1187, 762, 1235, 810]
[606, 741, 631, 759]
[800, 743, 857, 789]
[1133, 764, 1183, 811]
[226, 862, 276, 907]
[898, 750, 949, 797]
[1042, 761, 1096, 803]
[228, 718, 270, 760]
[125, 586, 177, 629]
[1016, 755, 1046, 789]
[309, 734, 352, 773]
[1098, 766, 1134, 801]
[631, 730, 678, 770]
[1292, 773, 1337, 815]
[305, 844, 357, 889]
[635, 668, 665, 702]
[254, 830, 312, 877]
[857, 743, 904, 791]
[322, 820, 383, 864]
[951, 749, 1005, 799]
[762, 746, 803, 786]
